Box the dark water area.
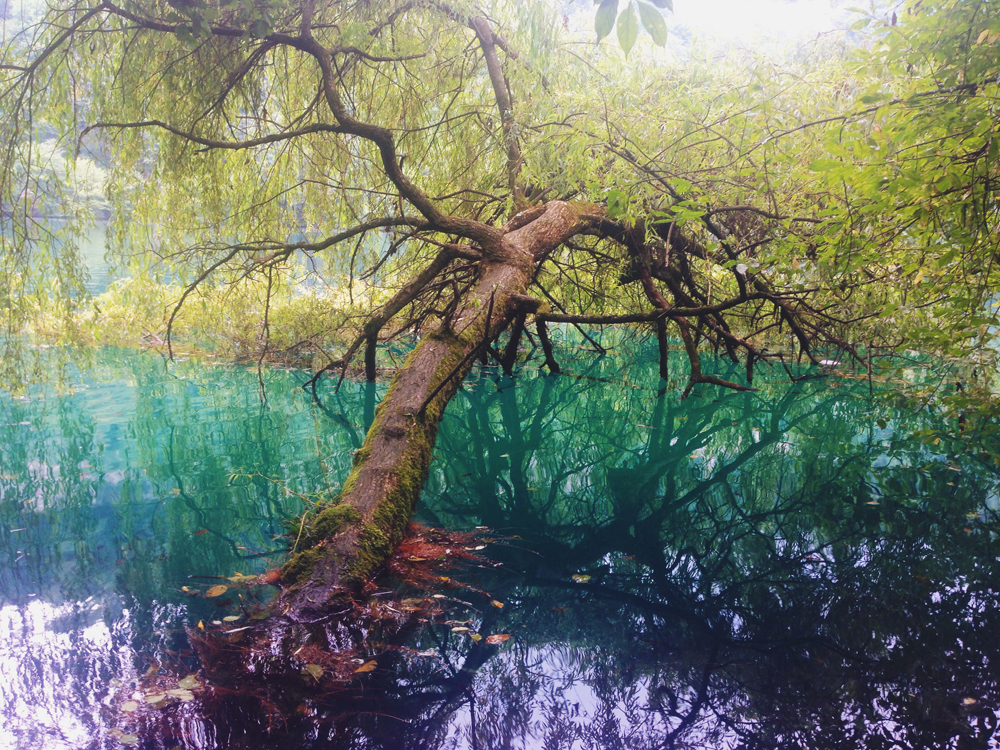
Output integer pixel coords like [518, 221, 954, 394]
[0, 340, 998, 749]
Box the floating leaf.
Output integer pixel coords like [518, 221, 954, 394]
[145, 693, 166, 704]
[963, 697, 978, 705]
[417, 648, 438, 657]
[205, 585, 228, 597]
[121, 700, 139, 713]
[197, 620, 205, 631]
[303, 663, 323, 681]
[166, 688, 194, 701]
[451, 626, 470, 633]
[485, 634, 511, 645]
[223, 615, 241, 622]
[353, 660, 377, 674]
[490, 600, 504, 609]
[169, 488, 182, 495]
[470, 634, 482, 643]
[177, 675, 201, 690]
[119, 735, 139, 747]
[572, 574, 591, 583]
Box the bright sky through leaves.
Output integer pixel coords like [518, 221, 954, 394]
[672, 0, 851, 44]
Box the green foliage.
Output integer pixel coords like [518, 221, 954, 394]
[594, 0, 669, 53]
[30, 274, 361, 364]
[1, 0, 999, 386]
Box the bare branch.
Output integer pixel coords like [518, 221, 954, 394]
[470, 16, 523, 202]
[77, 120, 344, 155]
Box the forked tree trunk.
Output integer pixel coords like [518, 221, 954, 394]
[277, 202, 599, 621]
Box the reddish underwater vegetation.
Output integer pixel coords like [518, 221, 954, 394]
[104, 524, 506, 747]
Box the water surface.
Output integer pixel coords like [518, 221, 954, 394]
[1, 342, 998, 749]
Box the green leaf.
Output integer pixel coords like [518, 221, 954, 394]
[637, 2, 667, 46]
[617, 2, 639, 56]
[808, 158, 841, 171]
[606, 188, 628, 218]
[595, 0, 619, 40]
[250, 18, 271, 37]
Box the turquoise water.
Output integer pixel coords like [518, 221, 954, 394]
[0, 342, 998, 749]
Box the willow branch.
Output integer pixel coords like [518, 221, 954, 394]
[470, 16, 523, 200]
[77, 120, 344, 155]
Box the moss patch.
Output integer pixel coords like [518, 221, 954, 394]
[310, 504, 361, 541]
[280, 547, 325, 585]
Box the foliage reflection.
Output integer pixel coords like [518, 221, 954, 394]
[0, 343, 997, 749]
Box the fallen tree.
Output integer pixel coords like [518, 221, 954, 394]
[3, 0, 999, 615]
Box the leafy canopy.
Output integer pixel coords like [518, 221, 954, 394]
[0, 0, 998, 388]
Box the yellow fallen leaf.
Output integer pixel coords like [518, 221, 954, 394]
[121, 700, 139, 713]
[485, 633, 510, 645]
[353, 660, 377, 674]
[205, 585, 228, 597]
[572, 574, 591, 583]
[490, 600, 504, 609]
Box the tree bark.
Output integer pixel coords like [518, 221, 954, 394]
[277, 201, 599, 621]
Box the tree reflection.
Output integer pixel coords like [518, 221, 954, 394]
[412, 357, 1000, 750]
[1, 346, 998, 749]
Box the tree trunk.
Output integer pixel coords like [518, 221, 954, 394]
[277, 202, 599, 621]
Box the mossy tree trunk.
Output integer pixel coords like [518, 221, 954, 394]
[277, 201, 601, 621]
